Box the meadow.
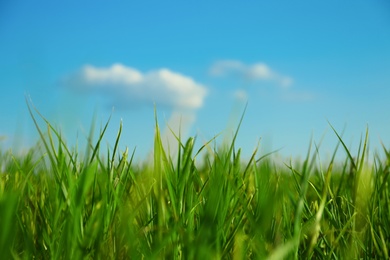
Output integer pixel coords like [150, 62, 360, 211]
[0, 106, 389, 259]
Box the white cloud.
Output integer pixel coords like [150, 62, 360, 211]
[248, 63, 273, 79]
[210, 60, 293, 87]
[209, 60, 245, 77]
[84, 64, 143, 85]
[233, 89, 248, 101]
[64, 63, 209, 159]
[65, 63, 208, 110]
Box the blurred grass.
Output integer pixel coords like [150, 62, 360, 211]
[0, 106, 389, 259]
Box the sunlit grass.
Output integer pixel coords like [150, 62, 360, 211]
[0, 105, 389, 259]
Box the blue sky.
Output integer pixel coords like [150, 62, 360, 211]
[1, 1, 389, 161]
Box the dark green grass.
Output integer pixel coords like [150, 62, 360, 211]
[0, 107, 389, 259]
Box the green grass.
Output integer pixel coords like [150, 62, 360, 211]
[0, 106, 389, 259]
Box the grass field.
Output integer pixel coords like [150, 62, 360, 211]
[0, 106, 389, 259]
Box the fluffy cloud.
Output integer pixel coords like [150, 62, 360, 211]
[210, 60, 293, 87]
[65, 63, 208, 110]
